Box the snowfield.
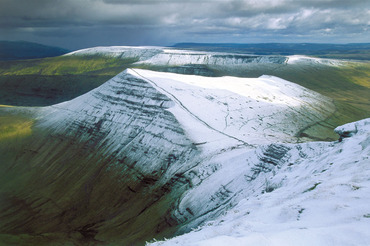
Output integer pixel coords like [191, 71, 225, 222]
[148, 118, 370, 246]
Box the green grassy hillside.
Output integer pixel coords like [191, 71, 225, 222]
[0, 55, 138, 106]
[0, 115, 179, 246]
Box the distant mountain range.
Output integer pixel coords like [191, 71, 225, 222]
[173, 43, 370, 60]
[2, 41, 370, 61]
[0, 41, 69, 60]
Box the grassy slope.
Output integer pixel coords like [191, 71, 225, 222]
[0, 56, 181, 245]
[0, 108, 182, 245]
[0, 55, 138, 106]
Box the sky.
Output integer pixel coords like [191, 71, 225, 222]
[0, 0, 369, 50]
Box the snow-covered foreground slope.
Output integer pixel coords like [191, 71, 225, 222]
[148, 118, 370, 246]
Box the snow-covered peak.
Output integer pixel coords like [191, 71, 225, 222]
[38, 68, 335, 153]
[128, 69, 335, 149]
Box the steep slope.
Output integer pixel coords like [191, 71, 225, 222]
[0, 69, 336, 245]
[0, 70, 200, 245]
[149, 118, 370, 246]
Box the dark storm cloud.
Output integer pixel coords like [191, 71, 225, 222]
[0, 0, 369, 49]
[0, 0, 166, 27]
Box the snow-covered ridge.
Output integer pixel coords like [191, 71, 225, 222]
[33, 69, 337, 239]
[35, 68, 335, 168]
[66, 46, 343, 67]
[149, 118, 370, 246]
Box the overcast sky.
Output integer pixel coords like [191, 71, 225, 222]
[0, 0, 369, 50]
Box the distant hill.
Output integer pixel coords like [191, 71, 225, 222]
[173, 43, 370, 60]
[0, 41, 69, 61]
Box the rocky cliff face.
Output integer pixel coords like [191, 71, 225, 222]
[136, 52, 288, 66]
[0, 68, 348, 245]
